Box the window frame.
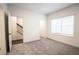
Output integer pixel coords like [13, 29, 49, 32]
[51, 16, 74, 37]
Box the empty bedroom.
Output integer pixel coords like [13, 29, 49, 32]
[0, 3, 79, 55]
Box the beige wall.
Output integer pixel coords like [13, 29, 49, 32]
[0, 8, 6, 54]
[0, 3, 9, 54]
[0, 3, 13, 54]
[47, 4, 79, 48]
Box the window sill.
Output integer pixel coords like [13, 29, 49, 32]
[51, 33, 73, 38]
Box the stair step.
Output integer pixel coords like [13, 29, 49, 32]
[12, 39, 23, 45]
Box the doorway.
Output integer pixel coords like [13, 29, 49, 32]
[11, 17, 23, 45]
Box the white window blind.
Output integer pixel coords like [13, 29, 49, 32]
[51, 16, 74, 36]
[51, 18, 61, 33]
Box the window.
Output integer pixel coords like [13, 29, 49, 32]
[51, 16, 74, 36]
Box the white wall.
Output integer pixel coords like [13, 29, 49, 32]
[24, 14, 40, 42]
[17, 17, 23, 26]
[40, 16, 47, 38]
[10, 17, 17, 40]
[8, 6, 46, 42]
[47, 4, 79, 48]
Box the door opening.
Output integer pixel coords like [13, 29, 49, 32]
[11, 17, 23, 45]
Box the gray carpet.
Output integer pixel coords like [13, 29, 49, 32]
[8, 38, 79, 55]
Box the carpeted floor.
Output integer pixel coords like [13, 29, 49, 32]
[8, 38, 79, 55]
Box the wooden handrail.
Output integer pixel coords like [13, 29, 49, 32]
[16, 23, 23, 28]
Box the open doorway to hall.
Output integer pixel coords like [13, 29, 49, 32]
[11, 16, 23, 45]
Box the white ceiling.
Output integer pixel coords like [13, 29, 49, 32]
[8, 3, 74, 15]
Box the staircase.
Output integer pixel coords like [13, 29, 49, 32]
[17, 23, 23, 35]
[12, 23, 23, 45]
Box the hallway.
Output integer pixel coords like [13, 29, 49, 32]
[8, 38, 79, 55]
